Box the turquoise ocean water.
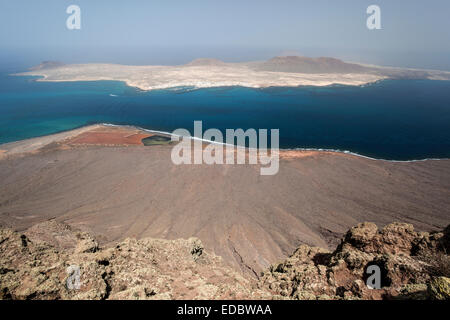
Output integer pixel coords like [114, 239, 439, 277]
[0, 72, 449, 160]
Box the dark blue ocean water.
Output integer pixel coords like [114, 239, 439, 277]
[0, 72, 449, 160]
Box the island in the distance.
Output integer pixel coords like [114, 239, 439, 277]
[17, 56, 450, 91]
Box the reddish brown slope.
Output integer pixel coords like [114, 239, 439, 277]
[0, 128, 449, 276]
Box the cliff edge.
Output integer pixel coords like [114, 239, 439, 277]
[260, 222, 450, 300]
[1, 220, 449, 300]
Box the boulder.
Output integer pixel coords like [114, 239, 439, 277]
[428, 277, 450, 300]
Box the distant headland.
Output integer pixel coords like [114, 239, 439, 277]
[16, 56, 450, 91]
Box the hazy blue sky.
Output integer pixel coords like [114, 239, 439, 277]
[1, 0, 449, 70]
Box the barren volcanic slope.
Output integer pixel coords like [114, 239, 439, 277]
[0, 125, 449, 276]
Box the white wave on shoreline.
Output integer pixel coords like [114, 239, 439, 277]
[101, 123, 450, 163]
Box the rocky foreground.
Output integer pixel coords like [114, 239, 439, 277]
[0, 220, 449, 300]
[260, 222, 449, 300]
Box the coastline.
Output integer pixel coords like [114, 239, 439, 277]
[14, 56, 450, 92]
[15, 62, 387, 91]
[27, 76, 384, 92]
[1, 123, 449, 163]
[29, 75, 384, 91]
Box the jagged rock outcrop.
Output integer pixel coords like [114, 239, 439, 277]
[0, 221, 269, 300]
[428, 277, 450, 300]
[1, 221, 449, 300]
[259, 222, 450, 300]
